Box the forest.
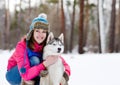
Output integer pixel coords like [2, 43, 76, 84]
[0, 0, 120, 54]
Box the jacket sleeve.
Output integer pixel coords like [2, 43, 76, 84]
[7, 53, 17, 71]
[60, 57, 71, 76]
[13, 41, 46, 81]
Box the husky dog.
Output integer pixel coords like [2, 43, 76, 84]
[40, 32, 64, 85]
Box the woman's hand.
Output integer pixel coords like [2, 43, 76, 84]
[43, 55, 58, 67]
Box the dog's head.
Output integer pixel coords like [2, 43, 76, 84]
[44, 32, 64, 54]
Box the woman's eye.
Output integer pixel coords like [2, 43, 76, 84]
[43, 31, 47, 33]
[35, 30, 39, 32]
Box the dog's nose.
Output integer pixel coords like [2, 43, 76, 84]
[58, 48, 61, 51]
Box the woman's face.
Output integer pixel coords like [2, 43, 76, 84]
[33, 29, 47, 44]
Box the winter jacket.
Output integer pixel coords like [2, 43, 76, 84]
[7, 39, 71, 81]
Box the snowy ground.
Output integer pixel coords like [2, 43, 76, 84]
[0, 50, 120, 85]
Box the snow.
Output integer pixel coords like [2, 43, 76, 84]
[0, 50, 120, 85]
[0, 50, 14, 85]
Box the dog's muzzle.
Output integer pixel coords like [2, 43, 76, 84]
[57, 48, 61, 53]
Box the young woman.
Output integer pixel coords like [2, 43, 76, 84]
[5, 13, 71, 85]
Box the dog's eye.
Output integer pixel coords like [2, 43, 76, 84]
[53, 43, 56, 45]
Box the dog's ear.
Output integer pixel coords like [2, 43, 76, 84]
[58, 33, 64, 44]
[47, 32, 54, 43]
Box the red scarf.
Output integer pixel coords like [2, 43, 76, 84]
[33, 42, 43, 52]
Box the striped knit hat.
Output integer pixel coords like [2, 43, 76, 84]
[26, 13, 49, 40]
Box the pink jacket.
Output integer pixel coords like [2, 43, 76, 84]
[7, 39, 71, 81]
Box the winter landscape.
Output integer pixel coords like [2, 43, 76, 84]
[1, 49, 120, 85]
[0, 0, 120, 85]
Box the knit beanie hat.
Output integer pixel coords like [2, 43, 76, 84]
[26, 13, 49, 40]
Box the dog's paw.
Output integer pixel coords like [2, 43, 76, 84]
[40, 70, 48, 77]
[21, 79, 35, 85]
[63, 72, 69, 81]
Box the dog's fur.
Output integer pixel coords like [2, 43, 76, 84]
[40, 32, 64, 85]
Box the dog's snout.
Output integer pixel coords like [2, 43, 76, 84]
[58, 48, 61, 51]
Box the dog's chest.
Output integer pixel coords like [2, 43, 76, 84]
[48, 57, 64, 74]
[48, 57, 64, 81]
[49, 58, 63, 68]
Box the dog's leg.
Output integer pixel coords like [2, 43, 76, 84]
[60, 77, 68, 85]
[40, 77, 45, 85]
[21, 79, 35, 85]
[21, 79, 25, 85]
[40, 75, 50, 85]
[24, 80, 35, 85]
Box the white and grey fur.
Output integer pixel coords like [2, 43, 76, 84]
[40, 32, 64, 85]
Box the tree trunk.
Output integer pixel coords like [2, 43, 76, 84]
[116, 0, 120, 52]
[98, 0, 106, 53]
[83, 0, 89, 49]
[4, 0, 10, 49]
[60, 0, 67, 53]
[119, 0, 120, 52]
[69, 0, 76, 53]
[106, 0, 116, 52]
[78, 0, 84, 54]
[28, 0, 31, 25]
[97, 0, 101, 53]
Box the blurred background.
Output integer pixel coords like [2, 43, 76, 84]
[0, 0, 120, 54]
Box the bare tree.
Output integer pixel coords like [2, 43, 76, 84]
[115, 0, 120, 52]
[29, 0, 31, 14]
[106, 0, 116, 52]
[98, 0, 106, 53]
[83, 0, 90, 49]
[69, 0, 76, 53]
[119, 0, 120, 52]
[60, 0, 67, 53]
[78, 0, 85, 54]
[3, 0, 10, 49]
[97, 0, 101, 53]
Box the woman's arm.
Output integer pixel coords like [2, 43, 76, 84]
[13, 41, 46, 81]
[60, 56, 71, 76]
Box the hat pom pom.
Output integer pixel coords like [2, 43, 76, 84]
[38, 13, 47, 19]
[20, 67, 26, 74]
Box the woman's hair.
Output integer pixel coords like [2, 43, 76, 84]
[27, 30, 49, 50]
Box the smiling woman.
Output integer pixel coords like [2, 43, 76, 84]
[5, 13, 50, 85]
